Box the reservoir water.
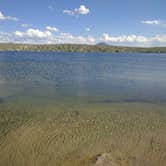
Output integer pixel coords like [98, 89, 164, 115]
[0, 51, 166, 166]
[0, 51, 166, 103]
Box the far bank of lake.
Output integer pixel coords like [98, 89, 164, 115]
[1, 43, 166, 53]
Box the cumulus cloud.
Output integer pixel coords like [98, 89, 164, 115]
[57, 33, 95, 44]
[63, 5, 90, 16]
[13, 30, 166, 46]
[15, 28, 53, 39]
[0, 11, 18, 21]
[102, 33, 149, 43]
[7, 28, 95, 44]
[141, 20, 161, 25]
[152, 35, 166, 43]
[46, 26, 59, 32]
[102, 33, 166, 46]
[15, 31, 24, 37]
[141, 20, 166, 28]
[75, 5, 90, 15]
[1, 27, 166, 46]
[0, 32, 13, 43]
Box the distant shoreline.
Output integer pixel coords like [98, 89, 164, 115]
[0, 43, 166, 53]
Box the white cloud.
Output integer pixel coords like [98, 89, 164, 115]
[27, 29, 52, 38]
[75, 5, 90, 15]
[141, 20, 161, 25]
[87, 36, 95, 43]
[58, 33, 95, 44]
[15, 28, 53, 39]
[63, 5, 90, 16]
[21, 24, 31, 28]
[15, 31, 24, 37]
[102, 33, 166, 46]
[102, 33, 150, 43]
[46, 26, 59, 32]
[152, 35, 166, 43]
[0, 11, 18, 21]
[10, 28, 96, 44]
[1, 27, 166, 46]
[85, 27, 91, 32]
[141, 20, 166, 28]
[0, 32, 13, 43]
[63, 10, 75, 16]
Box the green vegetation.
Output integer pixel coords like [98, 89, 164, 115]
[0, 43, 166, 53]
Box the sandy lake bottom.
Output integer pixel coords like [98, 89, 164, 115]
[0, 98, 166, 166]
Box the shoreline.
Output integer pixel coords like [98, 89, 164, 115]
[0, 43, 166, 53]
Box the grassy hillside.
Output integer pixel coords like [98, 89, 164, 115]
[0, 43, 166, 53]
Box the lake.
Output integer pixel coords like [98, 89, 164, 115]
[1, 51, 166, 103]
[0, 51, 166, 166]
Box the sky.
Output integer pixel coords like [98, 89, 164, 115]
[0, 0, 166, 46]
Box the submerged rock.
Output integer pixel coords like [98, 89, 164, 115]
[94, 153, 119, 166]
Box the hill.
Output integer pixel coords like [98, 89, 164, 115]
[0, 43, 166, 53]
[96, 42, 109, 46]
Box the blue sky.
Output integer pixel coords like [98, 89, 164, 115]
[0, 0, 166, 46]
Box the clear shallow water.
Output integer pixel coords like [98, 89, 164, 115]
[0, 51, 166, 104]
[1, 51, 166, 166]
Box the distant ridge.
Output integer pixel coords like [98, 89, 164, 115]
[96, 42, 109, 46]
[0, 43, 166, 53]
